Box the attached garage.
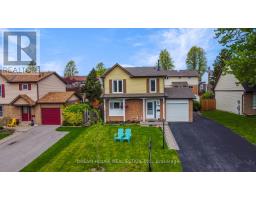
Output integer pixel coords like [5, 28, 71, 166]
[164, 87, 195, 122]
[41, 108, 61, 125]
[166, 100, 189, 122]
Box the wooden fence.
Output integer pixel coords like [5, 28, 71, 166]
[200, 99, 216, 111]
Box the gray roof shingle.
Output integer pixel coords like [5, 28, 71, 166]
[165, 87, 196, 99]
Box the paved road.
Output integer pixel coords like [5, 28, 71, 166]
[0, 126, 67, 172]
[169, 114, 256, 172]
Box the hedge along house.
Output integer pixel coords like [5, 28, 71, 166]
[0, 71, 80, 125]
[101, 64, 196, 123]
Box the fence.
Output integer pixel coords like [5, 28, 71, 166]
[200, 98, 216, 111]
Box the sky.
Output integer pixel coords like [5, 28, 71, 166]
[0, 28, 223, 82]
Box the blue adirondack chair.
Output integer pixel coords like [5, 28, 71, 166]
[114, 128, 124, 142]
[123, 128, 132, 143]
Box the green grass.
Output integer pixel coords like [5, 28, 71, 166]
[202, 110, 256, 144]
[22, 124, 182, 172]
[0, 129, 14, 140]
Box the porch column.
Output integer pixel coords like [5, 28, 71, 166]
[143, 98, 145, 122]
[123, 98, 126, 122]
[163, 98, 165, 120]
[103, 99, 106, 123]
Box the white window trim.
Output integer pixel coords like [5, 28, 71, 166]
[149, 78, 157, 93]
[112, 80, 123, 93]
[22, 83, 29, 90]
[109, 99, 124, 116]
[253, 94, 256, 109]
[0, 105, 3, 117]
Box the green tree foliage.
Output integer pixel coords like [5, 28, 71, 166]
[95, 62, 107, 77]
[158, 49, 175, 70]
[64, 60, 78, 77]
[186, 46, 207, 81]
[26, 60, 38, 73]
[212, 49, 231, 85]
[215, 28, 256, 85]
[83, 68, 102, 104]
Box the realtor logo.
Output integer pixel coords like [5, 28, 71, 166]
[3, 31, 38, 65]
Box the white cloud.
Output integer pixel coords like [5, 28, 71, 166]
[133, 28, 214, 70]
[120, 63, 136, 68]
[41, 61, 64, 75]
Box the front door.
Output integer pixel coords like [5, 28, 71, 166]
[146, 100, 155, 119]
[21, 106, 31, 121]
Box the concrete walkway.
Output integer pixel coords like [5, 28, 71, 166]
[0, 126, 67, 172]
[163, 123, 180, 150]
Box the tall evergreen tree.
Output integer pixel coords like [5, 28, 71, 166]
[186, 46, 207, 81]
[83, 68, 102, 104]
[212, 49, 231, 85]
[26, 60, 38, 73]
[158, 49, 175, 70]
[64, 60, 78, 77]
[95, 62, 107, 77]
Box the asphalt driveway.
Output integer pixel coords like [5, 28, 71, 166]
[0, 126, 67, 172]
[169, 114, 256, 172]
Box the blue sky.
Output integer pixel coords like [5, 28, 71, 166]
[1, 28, 223, 81]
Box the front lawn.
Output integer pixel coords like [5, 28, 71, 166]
[202, 110, 256, 144]
[0, 129, 14, 140]
[22, 124, 182, 172]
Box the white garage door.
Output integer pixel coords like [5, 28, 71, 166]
[166, 100, 189, 122]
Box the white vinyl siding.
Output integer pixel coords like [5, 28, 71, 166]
[112, 80, 123, 93]
[109, 100, 124, 116]
[215, 91, 243, 114]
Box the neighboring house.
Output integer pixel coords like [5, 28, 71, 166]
[101, 64, 197, 123]
[0, 72, 80, 125]
[199, 82, 207, 94]
[214, 73, 256, 115]
[63, 76, 86, 92]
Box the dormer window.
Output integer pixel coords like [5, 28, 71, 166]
[112, 80, 123, 93]
[149, 78, 157, 93]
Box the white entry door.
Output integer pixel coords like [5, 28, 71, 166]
[146, 100, 155, 119]
[166, 100, 189, 122]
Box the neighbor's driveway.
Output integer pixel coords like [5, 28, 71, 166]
[169, 114, 256, 172]
[0, 126, 67, 172]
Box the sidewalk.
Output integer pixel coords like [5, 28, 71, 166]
[163, 122, 180, 150]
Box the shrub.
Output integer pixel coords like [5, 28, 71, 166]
[62, 103, 90, 126]
[201, 91, 214, 99]
[193, 100, 201, 111]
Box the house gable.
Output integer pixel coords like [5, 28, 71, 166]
[215, 73, 244, 91]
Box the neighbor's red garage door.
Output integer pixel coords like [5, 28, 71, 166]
[41, 108, 61, 125]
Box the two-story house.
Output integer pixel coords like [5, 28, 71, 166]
[101, 64, 197, 123]
[0, 71, 80, 125]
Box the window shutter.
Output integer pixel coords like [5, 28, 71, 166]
[157, 78, 160, 93]
[19, 84, 22, 90]
[123, 79, 126, 93]
[2, 84, 5, 98]
[109, 79, 112, 93]
[28, 83, 31, 90]
[146, 78, 149, 93]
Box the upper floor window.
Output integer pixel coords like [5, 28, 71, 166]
[0, 85, 2, 97]
[149, 78, 156, 93]
[112, 80, 123, 93]
[253, 94, 256, 109]
[22, 84, 29, 90]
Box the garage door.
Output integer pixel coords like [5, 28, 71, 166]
[166, 100, 189, 122]
[41, 108, 61, 125]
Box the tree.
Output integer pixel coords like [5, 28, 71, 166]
[212, 49, 231, 85]
[215, 28, 256, 85]
[95, 62, 107, 77]
[158, 49, 175, 70]
[26, 60, 38, 73]
[186, 46, 207, 81]
[83, 68, 102, 104]
[64, 60, 78, 77]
